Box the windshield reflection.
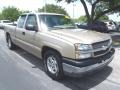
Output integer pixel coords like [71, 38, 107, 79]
[39, 14, 76, 30]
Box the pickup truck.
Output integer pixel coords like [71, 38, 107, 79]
[4, 12, 115, 80]
[0, 20, 13, 29]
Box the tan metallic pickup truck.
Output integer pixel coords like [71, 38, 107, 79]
[4, 13, 115, 80]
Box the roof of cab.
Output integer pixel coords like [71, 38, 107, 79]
[21, 12, 64, 16]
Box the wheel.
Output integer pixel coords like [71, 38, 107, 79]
[7, 35, 16, 50]
[44, 50, 64, 80]
[118, 27, 120, 32]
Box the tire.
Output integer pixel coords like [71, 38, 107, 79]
[118, 27, 120, 32]
[7, 35, 16, 50]
[44, 50, 64, 80]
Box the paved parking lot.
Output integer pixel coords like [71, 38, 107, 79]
[0, 29, 120, 90]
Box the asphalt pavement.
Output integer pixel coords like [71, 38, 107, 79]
[0, 29, 120, 90]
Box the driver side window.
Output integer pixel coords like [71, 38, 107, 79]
[25, 15, 38, 30]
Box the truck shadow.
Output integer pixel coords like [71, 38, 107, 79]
[60, 66, 112, 90]
[14, 47, 113, 90]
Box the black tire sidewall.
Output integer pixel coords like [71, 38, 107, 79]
[44, 50, 64, 80]
[7, 35, 14, 49]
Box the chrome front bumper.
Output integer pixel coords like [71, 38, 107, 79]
[62, 48, 114, 77]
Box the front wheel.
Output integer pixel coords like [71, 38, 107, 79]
[44, 50, 64, 80]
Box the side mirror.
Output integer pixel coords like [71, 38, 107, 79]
[26, 24, 38, 31]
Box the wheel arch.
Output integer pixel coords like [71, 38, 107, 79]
[41, 46, 62, 59]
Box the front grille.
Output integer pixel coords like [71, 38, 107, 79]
[92, 39, 111, 56]
[94, 47, 110, 56]
[92, 40, 110, 49]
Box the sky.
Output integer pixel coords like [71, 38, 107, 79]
[0, 0, 120, 21]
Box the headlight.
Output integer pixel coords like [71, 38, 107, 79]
[74, 43, 92, 51]
[74, 43, 92, 59]
[75, 52, 92, 59]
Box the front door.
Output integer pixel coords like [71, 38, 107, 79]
[25, 14, 41, 58]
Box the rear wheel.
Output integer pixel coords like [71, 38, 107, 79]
[7, 35, 16, 50]
[118, 27, 120, 31]
[44, 50, 64, 80]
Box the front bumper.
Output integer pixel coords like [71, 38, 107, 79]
[62, 48, 115, 77]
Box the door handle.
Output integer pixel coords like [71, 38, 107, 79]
[22, 32, 25, 35]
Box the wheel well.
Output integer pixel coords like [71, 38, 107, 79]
[42, 46, 62, 58]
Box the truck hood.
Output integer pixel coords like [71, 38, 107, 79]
[50, 29, 111, 44]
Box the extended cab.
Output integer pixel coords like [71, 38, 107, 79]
[4, 13, 115, 80]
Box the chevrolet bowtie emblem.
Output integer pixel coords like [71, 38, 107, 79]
[102, 45, 108, 50]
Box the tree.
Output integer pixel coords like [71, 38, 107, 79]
[78, 15, 87, 23]
[99, 15, 109, 21]
[21, 10, 31, 13]
[0, 13, 4, 20]
[38, 4, 69, 16]
[2, 6, 21, 22]
[74, 15, 109, 23]
[57, 0, 120, 24]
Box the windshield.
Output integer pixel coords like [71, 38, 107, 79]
[39, 14, 76, 30]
